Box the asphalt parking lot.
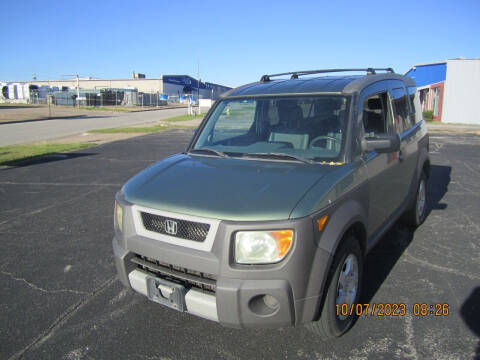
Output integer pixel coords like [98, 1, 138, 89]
[1, 130, 479, 360]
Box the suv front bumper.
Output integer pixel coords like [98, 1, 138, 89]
[113, 202, 333, 328]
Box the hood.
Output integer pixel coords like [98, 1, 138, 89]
[122, 153, 337, 221]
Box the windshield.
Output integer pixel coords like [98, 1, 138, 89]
[192, 95, 349, 162]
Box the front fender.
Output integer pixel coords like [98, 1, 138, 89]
[300, 195, 368, 323]
[317, 198, 368, 256]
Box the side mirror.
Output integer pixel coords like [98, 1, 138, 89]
[362, 133, 400, 153]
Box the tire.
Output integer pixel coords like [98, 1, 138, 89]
[307, 236, 363, 340]
[403, 171, 428, 227]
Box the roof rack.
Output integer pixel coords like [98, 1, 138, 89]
[260, 68, 395, 82]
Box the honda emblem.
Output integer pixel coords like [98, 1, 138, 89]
[165, 219, 178, 235]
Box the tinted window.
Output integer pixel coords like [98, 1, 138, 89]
[391, 87, 412, 132]
[362, 92, 393, 137]
[408, 86, 423, 124]
[407, 86, 416, 123]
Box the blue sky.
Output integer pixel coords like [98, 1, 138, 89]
[1, 0, 479, 87]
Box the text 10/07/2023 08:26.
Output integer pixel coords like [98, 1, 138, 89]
[336, 303, 450, 317]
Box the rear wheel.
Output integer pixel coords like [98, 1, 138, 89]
[403, 171, 428, 227]
[307, 236, 363, 339]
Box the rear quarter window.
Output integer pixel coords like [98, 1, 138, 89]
[391, 87, 412, 133]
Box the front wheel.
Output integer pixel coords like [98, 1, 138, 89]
[307, 236, 363, 339]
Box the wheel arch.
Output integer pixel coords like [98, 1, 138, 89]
[422, 158, 430, 179]
[306, 205, 367, 329]
[343, 221, 367, 256]
[416, 140, 430, 180]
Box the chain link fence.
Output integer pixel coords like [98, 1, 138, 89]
[48, 88, 177, 107]
[1, 84, 216, 114]
[1, 87, 197, 108]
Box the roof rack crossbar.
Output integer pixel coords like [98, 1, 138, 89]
[260, 68, 395, 82]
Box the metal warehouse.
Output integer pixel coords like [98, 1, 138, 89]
[406, 58, 480, 124]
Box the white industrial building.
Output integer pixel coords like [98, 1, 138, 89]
[406, 58, 480, 124]
[0, 74, 231, 104]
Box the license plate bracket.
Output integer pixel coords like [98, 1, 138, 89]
[146, 276, 186, 312]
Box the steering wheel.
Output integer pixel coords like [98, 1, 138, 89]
[309, 135, 341, 149]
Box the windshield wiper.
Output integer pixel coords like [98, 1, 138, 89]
[189, 148, 227, 158]
[244, 152, 315, 164]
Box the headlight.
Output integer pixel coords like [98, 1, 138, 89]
[235, 230, 293, 264]
[115, 201, 123, 232]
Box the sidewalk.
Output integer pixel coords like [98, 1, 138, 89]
[0, 107, 188, 146]
[29, 117, 202, 146]
[426, 121, 480, 134]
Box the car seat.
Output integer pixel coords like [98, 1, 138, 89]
[363, 98, 385, 135]
[268, 100, 309, 149]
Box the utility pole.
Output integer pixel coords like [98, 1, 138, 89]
[47, 94, 52, 118]
[76, 74, 80, 104]
[197, 59, 201, 115]
[63, 74, 80, 107]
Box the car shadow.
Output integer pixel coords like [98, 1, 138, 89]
[426, 163, 451, 215]
[359, 164, 452, 305]
[0, 152, 96, 169]
[0, 114, 112, 125]
[0, 105, 43, 110]
[460, 287, 480, 358]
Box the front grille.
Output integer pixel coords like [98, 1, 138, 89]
[131, 255, 217, 293]
[140, 212, 210, 242]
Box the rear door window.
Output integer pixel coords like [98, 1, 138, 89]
[391, 86, 412, 133]
[408, 86, 423, 124]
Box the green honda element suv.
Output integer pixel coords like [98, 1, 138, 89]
[113, 68, 429, 339]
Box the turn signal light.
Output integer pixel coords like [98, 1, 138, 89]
[317, 215, 328, 232]
[271, 230, 294, 258]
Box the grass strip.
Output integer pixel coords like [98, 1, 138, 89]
[161, 114, 205, 122]
[88, 124, 195, 134]
[0, 143, 95, 166]
[88, 113, 204, 133]
[77, 106, 142, 112]
[88, 112, 203, 134]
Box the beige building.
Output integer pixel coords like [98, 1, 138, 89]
[1, 75, 231, 103]
[29, 78, 164, 93]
